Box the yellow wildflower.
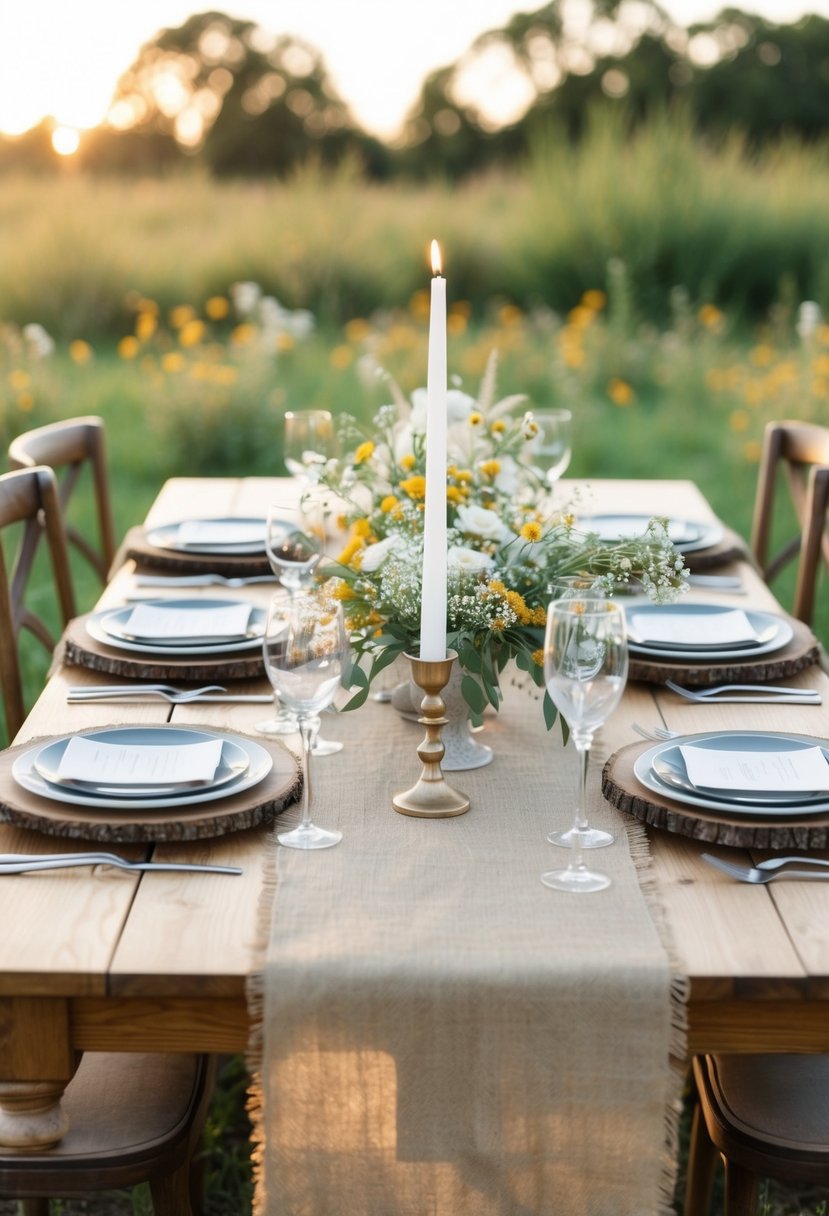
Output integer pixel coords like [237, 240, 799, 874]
[8, 369, 30, 390]
[380, 495, 399, 513]
[469, 411, 483, 426]
[276, 333, 295, 352]
[520, 521, 542, 543]
[354, 441, 375, 465]
[331, 581, 355, 600]
[69, 339, 92, 364]
[135, 312, 157, 341]
[400, 453, 416, 471]
[581, 289, 607, 311]
[205, 296, 230, 320]
[179, 320, 205, 348]
[329, 344, 353, 369]
[607, 379, 634, 407]
[446, 486, 466, 504]
[729, 409, 750, 433]
[447, 313, 467, 337]
[698, 303, 723, 330]
[352, 518, 373, 538]
[337, 537, 365, 567]
[170, 304, 196, 329]
[161, 352, 185, 374]
[399, 474, 426, 500]
[479, 459, 501, 478]
[490, 419, 506, 435]
[488, 579, 507, 596]
[231, 323, 256, 347]
[345, 317, 371, 343]
[531, 648, 545, 666]
[17, 391, 34, 412]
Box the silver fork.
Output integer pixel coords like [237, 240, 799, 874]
[134, 574, 276, 588]
[701, 853, 829, 884]
[67, 683, 226, 701]
[0, 853, 241, 875]
[665, 679, 822, 704]
[632, 723, 679, 742]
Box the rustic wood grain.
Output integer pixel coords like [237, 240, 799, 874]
[629, 614, 820, 686]
[0, 729, 301, 842]
[682, 525, 750, 571]
[603, 738, 829, 847]
[60, 613, 265, 681]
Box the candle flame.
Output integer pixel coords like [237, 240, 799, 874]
[430, 239, 442, 277]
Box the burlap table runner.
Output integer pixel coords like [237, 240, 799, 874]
[248, 680, 687, 1215]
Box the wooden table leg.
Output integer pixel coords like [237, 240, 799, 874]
[0, 997, 77, 1148]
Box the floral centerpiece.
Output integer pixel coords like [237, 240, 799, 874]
[311, 355, 687, 727]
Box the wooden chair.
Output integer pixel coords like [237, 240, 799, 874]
[0, 465, 76, 739]
[750, 419, 829, 623]
[684, 1053, 829, 1215]
[0, 1054, 216, 1216]
[8, 416, 118, 587]
[0, 468, 216, 1213]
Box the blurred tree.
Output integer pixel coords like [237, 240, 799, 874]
[107, 10, 391, 177]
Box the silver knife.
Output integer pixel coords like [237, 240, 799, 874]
[0, 854, 241, 875]
[67, 691, 273, 703]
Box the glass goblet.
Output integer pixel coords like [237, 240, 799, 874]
[256, 588, 298, 737]
[283, 409, 334, 483]
[264, 592, 349, 850]
[265, 501, 322, 596]
[529, 408, 572, 490]
[541, 597, 628, 893]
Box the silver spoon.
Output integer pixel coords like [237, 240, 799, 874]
[0, 855, 241, 875]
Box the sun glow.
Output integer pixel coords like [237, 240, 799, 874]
[51, 125, 81, 156]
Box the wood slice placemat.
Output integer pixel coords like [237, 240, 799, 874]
[62, 614, 265, 681]
[682, 526, 749, 571]
[0, 729, 302, 842]
[629, 616, 820, 686]
[602, 738, 829, 848]
[123, 525, 271, 577]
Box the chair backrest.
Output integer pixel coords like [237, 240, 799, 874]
[8, 416, 117, 585]
[0, 466, 76, 739]
[750, 419, 829, 624]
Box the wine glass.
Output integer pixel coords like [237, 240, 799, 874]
[541, 597, 628, 893]
[529, 408, 572, 490]
[265, 501, 322, 595]
[283, 409, 334, 483]
[263, 592, 349, 850]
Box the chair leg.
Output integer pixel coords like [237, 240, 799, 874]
[684, 1098, 719, 1215]
[149, 1159, 193, 1216]
[19, 1200, 51, 1216]
[723, 1158, 758, 1216]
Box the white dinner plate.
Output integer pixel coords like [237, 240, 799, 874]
[13, 727, 273, 811]
[146, 517, 267, 556]
[97, 599, 265, 650]
[33, 731, 250, 799]
[586, 513, 724, 554]
[634, 731, 829, 817]
[624, 603, 792, 662]
[88, 600, 266, 656]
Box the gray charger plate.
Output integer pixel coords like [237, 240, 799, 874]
[146, 517, 267, 556]
[89, 599, 265, 657]
[625, 603, 792, 662]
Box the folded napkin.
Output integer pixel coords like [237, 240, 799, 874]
[125, 602, 253, 640]
[594, 516, 696, 543]
[679, 744, 829, 793]
[57, 735, 223, 786]
[629, 608, 757, 647]
[176, 520, 265, 546]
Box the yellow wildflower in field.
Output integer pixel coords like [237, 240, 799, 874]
[118, 336, 140, 359]
[608, 378, 634, 407]
[743, 439, 762, 462]
[355, 441, 376, 467]
[231, 323, 256, 347]
[750, 344, 775, 367]
[17, 391, 34, 412]
[520, 521, 542, 542]
[698, 303, 723, 330]
[345, 318, 371, 343]
[812, 378, 829, 398]
[170, 305, 196, 329]
[497, 303, 523, 328]
[479, 459, 501, 477]
[214, 366, 238, 385]
[409, 289, 430, 321]
[567, 305, 595, 329]
[447, 313, 467, 337]
[8, 369, 30, 390]
[179, 320, 205, 348]
[276, 333, 295, 352]
[135, 312, 157, 341]
[69, 340, 92, 364]
[812, 355, 829, 376]
[329, 344, 353, 369]
[729, 409, 750, 432]
[581, 289, 607, 311]
[205, 296, 230, 320]
[399, 474, 426, 500]
[162, 352, 185, 373]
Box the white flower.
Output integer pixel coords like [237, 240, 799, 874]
[360, 534, 401, 572]
[409, 387, 476, 432]
[447, 545, 494, 573]
[797, 301, 822, 340]
[22, 323, 54, 358]
[231, 281, 262, 315]
[494, 455, 520, 495]
[455, 503, 511, 543]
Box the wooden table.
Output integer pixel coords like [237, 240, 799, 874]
[1, 475, 828, 1150]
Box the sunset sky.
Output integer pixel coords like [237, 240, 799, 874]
[0, 0, 823, 141]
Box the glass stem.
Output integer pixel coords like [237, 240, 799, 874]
[298, 715, 314, 830]
[570, 731, 592, 872]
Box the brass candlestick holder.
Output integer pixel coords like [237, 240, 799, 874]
[392, 650, 470, 818]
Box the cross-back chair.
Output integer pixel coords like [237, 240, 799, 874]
[0, 465, 76, 739]
[8, 415, 118, 588]
[750, 419, 829, 624]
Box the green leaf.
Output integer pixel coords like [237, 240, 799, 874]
[461, 674, 487, 715]
[542, 690, 558, 731]
[458, 641, 482, 674]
